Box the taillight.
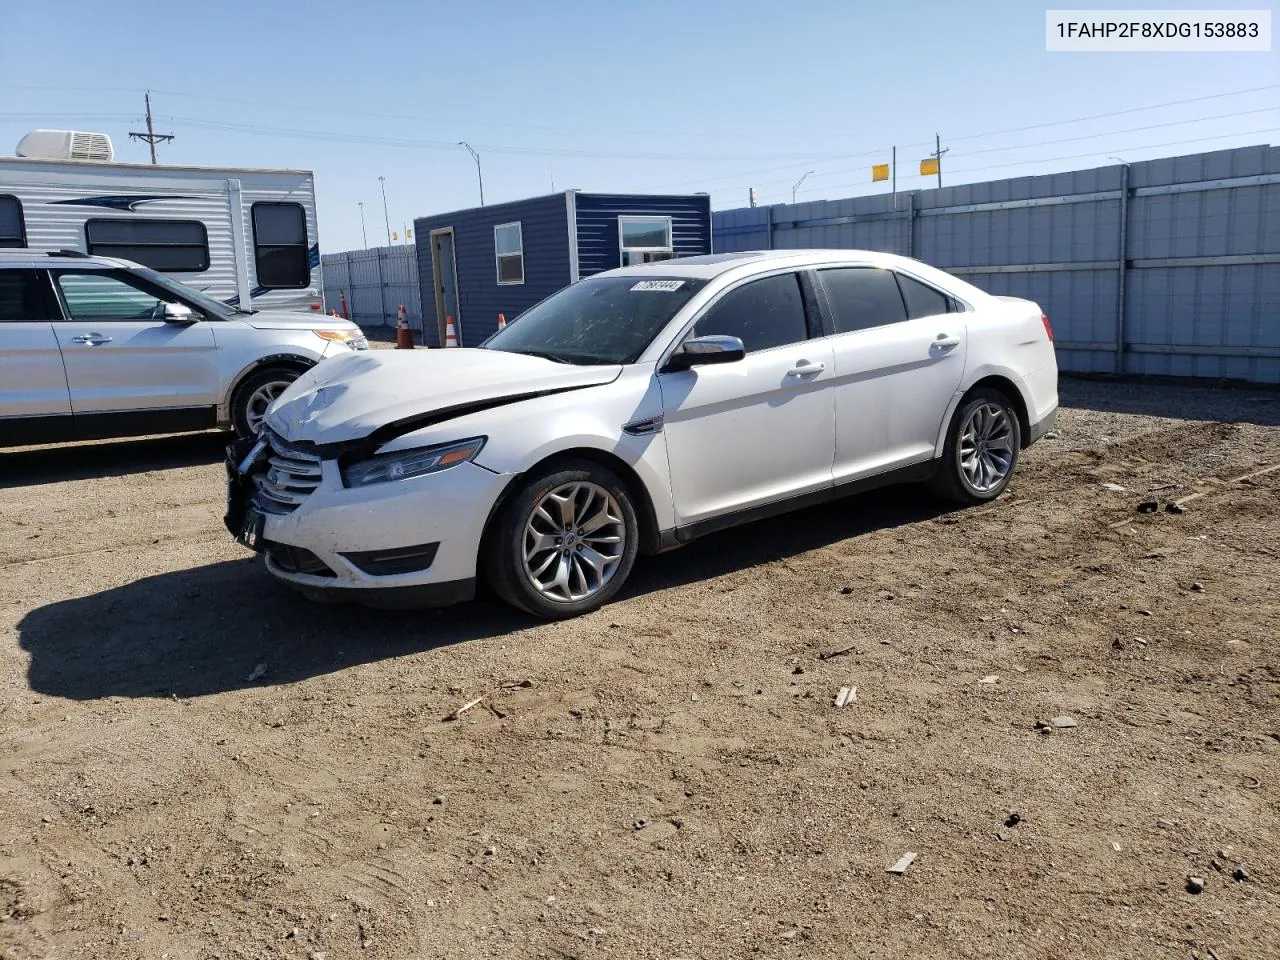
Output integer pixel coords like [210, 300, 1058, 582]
[1041, 312, 1054, 342]
[309, 303, 321, 311]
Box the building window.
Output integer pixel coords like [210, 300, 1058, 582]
[0, 195, 26, 249]
[85, 219, 209, 272]
[252, 202, 310, 288]
[619, 216, 673, 265]
[494, 222, 524, 285]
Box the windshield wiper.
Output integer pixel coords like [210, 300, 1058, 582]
[509, 349, 577, 364]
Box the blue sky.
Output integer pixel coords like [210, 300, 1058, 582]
[1, 0, 1276, 252]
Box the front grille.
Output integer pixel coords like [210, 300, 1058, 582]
[254, 430, 324, 513]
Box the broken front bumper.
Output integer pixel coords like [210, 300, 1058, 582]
[224, 436, 508, 609]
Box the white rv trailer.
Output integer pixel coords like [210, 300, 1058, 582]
[0, 130, 324, 312]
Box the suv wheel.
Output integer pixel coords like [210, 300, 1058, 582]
[231, 367, 300, 437]
[485, 460, 640, 619]
[929, 388, 1022, 504]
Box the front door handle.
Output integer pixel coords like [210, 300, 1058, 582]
[934, 334, 961, 349]
[71, 333, 113, 345]
[786, 360, 826, 378]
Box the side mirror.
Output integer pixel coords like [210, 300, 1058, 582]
[162, 302, 196, 324]
[665, 334, 746, 372]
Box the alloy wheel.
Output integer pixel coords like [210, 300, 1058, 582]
[244, 380, 291, 434]
[959, 401, 1015, 492]
[522, 481, 626, 603]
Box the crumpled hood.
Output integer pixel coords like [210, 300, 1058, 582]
[264, 348, 622, 449]
[241, 309, 358, 331]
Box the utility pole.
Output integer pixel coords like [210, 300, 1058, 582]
[377, 176, 391, 247]
[458, 141, 484, 206]
[931, 134, 949, 189]
[128, 91, 174, 164]
[892, 145, 897, 200]
[357, 202, 368, 249]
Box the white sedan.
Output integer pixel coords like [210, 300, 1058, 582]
[225, 250, 1058, 618]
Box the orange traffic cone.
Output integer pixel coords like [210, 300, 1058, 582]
[395, 304, 414, 349]
[339, 288, 349, 319]
[497, 313, 506, 330]
[444, 314, 459, 348]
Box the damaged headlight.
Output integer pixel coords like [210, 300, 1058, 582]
[340, 437, 486, 488]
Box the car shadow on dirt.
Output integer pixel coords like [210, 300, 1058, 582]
[17, 486, 950, 702]
[0, 432, 228, 489]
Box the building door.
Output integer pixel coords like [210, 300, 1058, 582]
[431, 229, 461, 346]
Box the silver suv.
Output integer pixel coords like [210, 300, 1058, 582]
[0, 251, 367, 446]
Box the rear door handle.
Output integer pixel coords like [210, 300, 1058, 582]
[933, 334, 961, 349]
[786, 360, 826, 378]
[71, 333, 113, 345]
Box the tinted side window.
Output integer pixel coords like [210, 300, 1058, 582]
[251, 202, 309, 288]
[896, 273, 951, 320]
[54, 271, 166, 321]
[691, 272, 808, 353]
[0, 270, 42, 322]
[0, 196, 26, 248]
[818, 267, 907, 333]
[85, 219, 209, 273]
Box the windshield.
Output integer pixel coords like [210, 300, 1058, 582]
[481, 276, 707, 365]
[130, 266, 239, 319]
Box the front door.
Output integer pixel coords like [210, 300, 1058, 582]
[657, 271, 836, 526]
[49, 269, 217, 416]
[0, 269, 73, 445]
[815, 266, 967, 481]
[431, 229, 461, 346]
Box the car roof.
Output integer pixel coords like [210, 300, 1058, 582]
[0, 250, 125, 269]
[601, 248, 931, 280]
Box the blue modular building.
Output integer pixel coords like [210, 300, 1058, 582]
[413, 191, 712, 347]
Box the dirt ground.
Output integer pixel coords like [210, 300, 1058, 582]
[1, 378, 1277, 960]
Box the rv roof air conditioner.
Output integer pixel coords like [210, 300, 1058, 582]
[16, 129, 115, 162]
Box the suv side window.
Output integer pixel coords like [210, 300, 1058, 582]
[690, 272, 809, 353]
[0, 269, 44, 322]
[54, 271, 168, 322]
[817, 267, 908, 334]
[896, 273, 952, 320]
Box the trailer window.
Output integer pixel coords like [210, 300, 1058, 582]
[0, 196, 26, 248]
[252, 202, 309, 289]
[494, 222, 524, 285]
[85, 219, 209, 272]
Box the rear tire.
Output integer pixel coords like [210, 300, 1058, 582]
[929, 388, 1022, 504]
[484, 460, 639, 619]
[231, 367, 301, 438]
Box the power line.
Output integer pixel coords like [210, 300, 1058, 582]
[156, 114, 829, 162]
[647, 83, 1280, 191]
[723, 105, 1280, 197]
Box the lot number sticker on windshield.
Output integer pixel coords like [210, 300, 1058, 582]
[631, 280, 686, 292]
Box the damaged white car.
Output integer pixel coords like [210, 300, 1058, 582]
[225, 250, 1058, 618]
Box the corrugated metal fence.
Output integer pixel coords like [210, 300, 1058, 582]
[321, 245, 422, 332]
[714, 145, 1280, 384]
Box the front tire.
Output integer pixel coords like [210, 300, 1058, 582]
[929, 388, 1022, 504]
[485, 461, 640, 619]
[231, 367, 300, 438]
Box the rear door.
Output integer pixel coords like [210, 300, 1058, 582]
[49, 268, 217, 416]
[0, 268, 73, 444]
[816, 266, 967, 481]
[657, 270, 836, 525]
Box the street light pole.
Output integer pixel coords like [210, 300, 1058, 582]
[357, 201, 368, 249]
[791, 170, 815, 204]
[458, 141, 484, 206]
[377, 176, 391, 246]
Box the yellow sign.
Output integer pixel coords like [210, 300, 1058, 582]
[920, 157, 939, 176]
[872, 163, 890, 182]
[392, 231, 399, 241]
[406, 228, 414, 240]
